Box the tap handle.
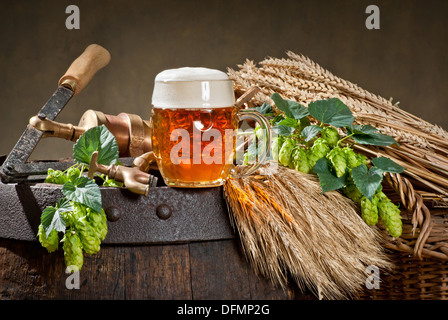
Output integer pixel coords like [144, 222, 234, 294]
[133, 151, 158, 172]
[88, 151, 158, 196]
[29, 116, 86, 141]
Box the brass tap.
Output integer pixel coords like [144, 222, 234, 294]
[88, 151, 158, 196]
[28, 86, 261, 157]
[29, 109, 152, 157]
[29, 116, 83, 141]
[132, 151, 158, 172]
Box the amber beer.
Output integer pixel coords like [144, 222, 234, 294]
[151, 106, 238, 187]
[150, 67, 270, 188]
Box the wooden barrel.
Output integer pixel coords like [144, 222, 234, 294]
[0, 177, 315, 300]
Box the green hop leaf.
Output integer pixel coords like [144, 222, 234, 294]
[301, 125, 323, 142]
[73, 125, 119, 166]
[251, 102, 274, 116]
[40, 198, 73, 236]
[351, 164, 384, 201]
[271, 93, 310, 120]
[345, 124, 378, 135]
[271, 114, 286, 126]
[275, 117, 298, 128]
[308, 98, 354, 127]
[273, 125, 296, 137]
[243, 152, 250, 165]
[297, 117, 311, 133]
[351, 133, 399, 147]
[371, 157, 405, 173]
[62, 176, 102, 213]
[346, 125, 399, 147]
[313, 158, 347, 194]
[244, 137, 260, 164]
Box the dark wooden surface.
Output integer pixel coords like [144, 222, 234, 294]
[0, 238, 316, 300]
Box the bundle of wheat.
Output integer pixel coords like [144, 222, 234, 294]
[227, 52, 448, 261]
[224, 163, 393, 300]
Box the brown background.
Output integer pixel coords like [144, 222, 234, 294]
[1, 0, 447, 160]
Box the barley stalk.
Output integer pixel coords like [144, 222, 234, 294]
[224, 164, 393, 300]
[227, 52, 448, 262]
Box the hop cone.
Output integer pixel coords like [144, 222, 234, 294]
[342, 183, 363, 204]
[378, 199, 403, 238]
[344, 148, 368, 171]
[69, 202, 88, 227]
[311, 138, 330, 159]
[361, 196, 379, 226]
[308, 138, 330, 169]
[45, 168, 69, 185]
[66, 166, 81, 183]
[278, 138, 295, 167]
[77, 221, 101, 255]
[37, 224, 59, 253]
[291, 147, 310, 173]
[63, 230, 84, 271]
[327, 147, 347, 177]
[270, 136, 285, 162]
[321, 127, 340, 147]
[87, 208, 108, 241]
[375, 190, 388, 202]
[355, 153, 368, 167]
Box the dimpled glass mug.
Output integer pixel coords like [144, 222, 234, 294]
[150, 67, 271, 188]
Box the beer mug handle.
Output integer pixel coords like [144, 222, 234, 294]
[235, 109, 272, 176]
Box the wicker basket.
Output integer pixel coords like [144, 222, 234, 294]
[227, 52, 448, 300]
[356, 173, 448, 300]
[359, 251, 448, 300]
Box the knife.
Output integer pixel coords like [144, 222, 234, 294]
[1, 44, 111, 183]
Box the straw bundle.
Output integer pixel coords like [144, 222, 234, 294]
[227, 52, 448, 261]
[224, 163, 393, 300]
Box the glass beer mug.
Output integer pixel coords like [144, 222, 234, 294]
[150, 67, 271, 188]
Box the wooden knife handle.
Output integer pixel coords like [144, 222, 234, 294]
[58, 44, 111, 96]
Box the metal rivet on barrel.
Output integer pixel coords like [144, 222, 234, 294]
[156, 204, 172, 220]
[105, 206, 121, 222]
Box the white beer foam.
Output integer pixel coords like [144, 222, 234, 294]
[152, 67, 235, 108]
[155, 67, 229, 82]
